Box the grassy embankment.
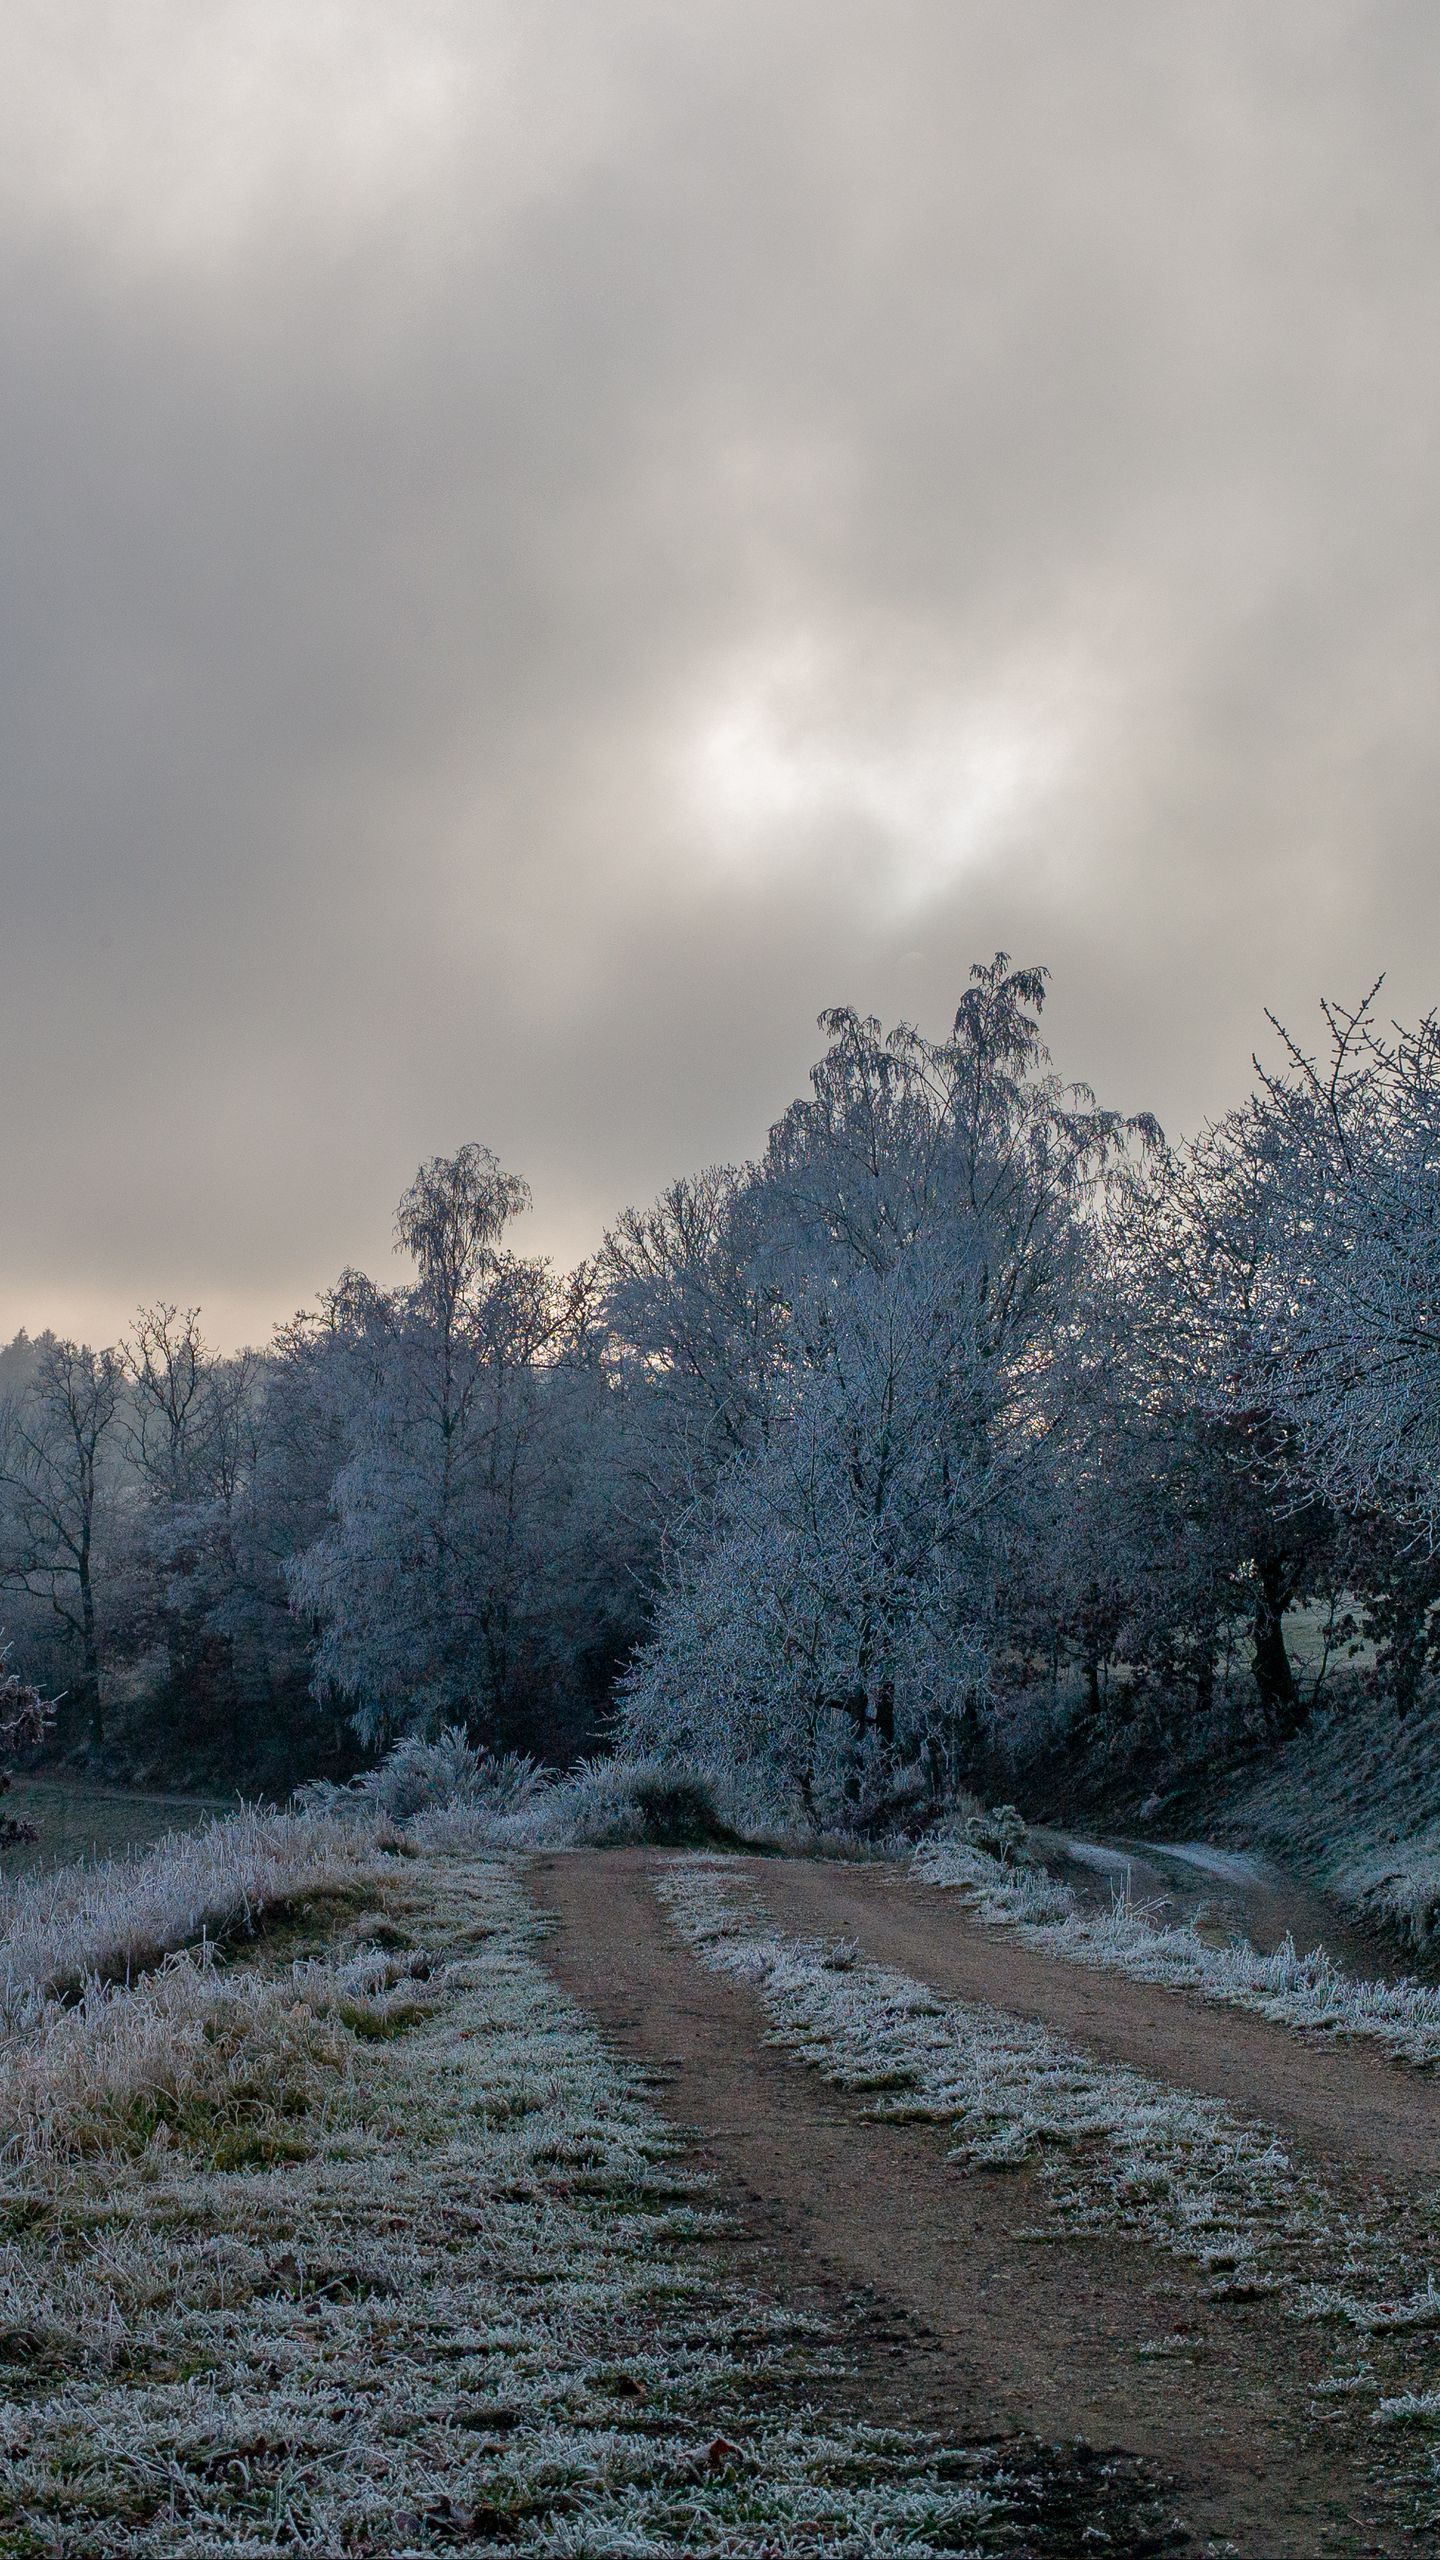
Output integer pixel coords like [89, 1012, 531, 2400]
[1217, 1691, 1440, 1959]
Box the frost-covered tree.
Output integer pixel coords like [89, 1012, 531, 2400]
[1241, 991, 1440, 1530]
[7, 959, 1434, 1797]
[619, 958, 1154, 1812]
[1099, 1097, 1337, 1740]
[1176, 988, 1440, 1721]
[113, 1305, 312, 1766]
[289, 1146, 597, 1747]
[599, 1161, 790, 1513]
[1086, 987, 1440, 1738]
[621, 1245, 996, 1819]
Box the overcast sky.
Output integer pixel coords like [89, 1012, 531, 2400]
[4, 2, 1440, 1346]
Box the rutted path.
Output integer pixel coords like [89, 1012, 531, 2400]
[1035, 1830, 1404, 1983]
[531, 1849, 1425, 2559]
[759, 1854, 1440, 2198]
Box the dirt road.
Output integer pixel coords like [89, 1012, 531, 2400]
[531, 1849, 1436, 2560]
[1037, 1830, 1399, 1982]
[753, 1855, 1440, 2198]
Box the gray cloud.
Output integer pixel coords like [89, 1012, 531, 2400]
[3, 0, 1440, 1340]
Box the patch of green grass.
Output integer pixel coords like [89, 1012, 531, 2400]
[242, 1880, 398, 1963]
[331, 1993, 438, 2039]
[208, 2124, 316, 2171]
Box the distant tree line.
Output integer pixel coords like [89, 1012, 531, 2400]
[3, 956, 1438, 1808]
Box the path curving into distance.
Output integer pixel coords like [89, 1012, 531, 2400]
[531, 1847, 1434, 2559]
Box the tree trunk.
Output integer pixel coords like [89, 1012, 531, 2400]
[78, 1516, 103, 1747]
[1385, 1600, 1427, 1718]
[1251, 1556, 1298, 1733]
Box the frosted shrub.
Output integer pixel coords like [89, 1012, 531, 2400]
[297, 1727, 550, 1826]
[413, 1753, 763, 1851]
[914, 1821, 1074, 1923]
[551, 1756, 740, 1847]
[402, 1753, 642, 1850]
[299, 1728, 772, 1851]
[962, 1802, 1029, 1865]
[0, 1645, 50, 1850]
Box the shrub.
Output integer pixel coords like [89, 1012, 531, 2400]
[963, 1802, 1029, 1867]
[297, 1728, 551, 1826]
[0, 1649, 50, 1853]
[296, 1726, 799, 1853]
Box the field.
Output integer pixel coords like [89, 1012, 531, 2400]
[1, 1776, 229, 1875]
[0, 1810, 1435, 2555]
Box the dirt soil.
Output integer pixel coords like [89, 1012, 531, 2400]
[530, 1849, 1436, 2560]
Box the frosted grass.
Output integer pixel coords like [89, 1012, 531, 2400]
[0, 1846, 1171, 2556]
[0, 1807, 385, 2027]
[660, 1860, 1328, 2291]
[1224, 1693, 1440, 1958]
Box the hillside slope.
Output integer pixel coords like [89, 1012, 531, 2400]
[1217, 1693, 1440, 1959]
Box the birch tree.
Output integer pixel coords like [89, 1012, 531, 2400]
[290, 1147, 593, 1745]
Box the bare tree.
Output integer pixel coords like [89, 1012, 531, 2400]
[124, 1303, 210, 1500]
[0, 1340, 122, 1744]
